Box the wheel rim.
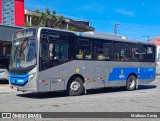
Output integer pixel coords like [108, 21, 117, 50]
[70, 81, 80, 92]
[128, 78, 135, 88]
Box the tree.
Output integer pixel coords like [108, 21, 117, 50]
[45, 8, 50, 16]
[25, 8, 66, 29]
[25, 22, 32, 27]
[68, 27, 77, 31]
[35, 9, 39, 13]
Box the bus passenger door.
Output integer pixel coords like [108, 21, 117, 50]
[40, 31, 68, 91]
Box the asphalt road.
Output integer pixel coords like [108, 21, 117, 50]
[0, 77, 160, 120]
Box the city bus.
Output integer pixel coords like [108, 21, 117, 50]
[9, 27, 156, 96]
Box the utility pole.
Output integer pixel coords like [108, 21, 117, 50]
[143, 35, 150, 41]
[114, 23, 119, 35]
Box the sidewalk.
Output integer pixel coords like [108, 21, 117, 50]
[156, 76, 160, 79]
[0, 81, 16, 94]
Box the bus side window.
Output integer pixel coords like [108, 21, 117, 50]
[76, 38, 92, 60]
[49, 43, 56, 60]
[103, 42, 113, 60]
[59, 43, 68, 60]
[114, 53, 119, 60]
[41, 41, 50, 61]
[76, 49, 83, 59]
[135, 45, 146, 62]
[131, 47, 139, 62]
[113, 42, 125, 61]
[146, 46, 155, 62]
[48, 42, 68, 61]
[94, 41, 105, 60]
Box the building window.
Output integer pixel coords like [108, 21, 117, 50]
[2, 0, 14, 25]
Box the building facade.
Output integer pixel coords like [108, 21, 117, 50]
[0, 0, 24, 26]
[25, 9, 95, 32]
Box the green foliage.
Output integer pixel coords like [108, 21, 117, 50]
[25, 22, 32, 27]
[35, 9, 39, 13]
[39, 23, 45, 27]
[56, 15, 65, 23]
[45, 8, 50, 15]
[68, 27, 77, 31]
[52, 10, 56, 15]
[27, 7, 89, 32]
[31, 8, 66, 29]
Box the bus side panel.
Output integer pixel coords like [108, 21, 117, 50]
[38, 79, 51, 92]
[37, 68, 50, 92]
[50, 78, 66, 91]
[107, 62, 140, 87]
[107, 62, 156, 87]
[138, 62, 156, 85]
[36, 61, 156, 92]
[37, 62, 70, 92]
[83, 61, 106, 89]
[37, 60, 107, 92]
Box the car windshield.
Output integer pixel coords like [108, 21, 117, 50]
[10, 38, 37, 68]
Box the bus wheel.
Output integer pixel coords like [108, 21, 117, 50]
[126, 75, 136, 91]
[67, 77, 84, 96]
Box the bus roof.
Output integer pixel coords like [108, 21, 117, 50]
[81, 31, 156, 46]
[20, 27, 156, 47]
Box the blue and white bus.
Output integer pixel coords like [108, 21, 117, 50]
[9, 27, 156, 96]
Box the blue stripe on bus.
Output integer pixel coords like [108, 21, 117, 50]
[10, 74, 28, 85]
[108, 68, 155, 81]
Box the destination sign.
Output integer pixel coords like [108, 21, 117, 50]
[14, 29, 36, 39]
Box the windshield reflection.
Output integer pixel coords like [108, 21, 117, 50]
[10, 38, 37, 68]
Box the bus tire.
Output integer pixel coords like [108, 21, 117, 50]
[67, 77, 84, 96]
[126, 75, 137, 91]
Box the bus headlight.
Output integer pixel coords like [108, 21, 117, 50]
[28, 73, 36, 81]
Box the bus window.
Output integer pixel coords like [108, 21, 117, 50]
[94, 41, 105, 60]
[54, 42, 68, 60]
[123, 43, 131, 61]
[146, 46, 155, 62]
[112, 42, 132, 61]
[132, 45, 146, 62]
[78, 39, 89, 46]
[40, 33, 68, 70]
[131, 44, 155, 62]
[41, 42, 68, 60]
[113, 42, 125, 61]
[49, 43, 55, 60]
[92, 39, 113, 61]
[41, 40, 49, 60]
[131, 46, 139, 62]
[103, 42, 113, 60]
[76, 38, 92, 60]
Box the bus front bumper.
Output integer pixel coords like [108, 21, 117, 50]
[10, 85, 37, 92]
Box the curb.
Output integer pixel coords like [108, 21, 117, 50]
[0, 91, 11, 94]
[0, 90, 16, 94]
[0, 86, 16, 94]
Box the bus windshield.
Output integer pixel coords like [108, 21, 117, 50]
[10, 38, 37, 68]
